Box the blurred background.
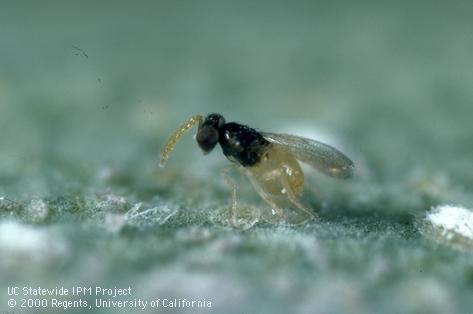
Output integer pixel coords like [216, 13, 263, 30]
[1, 1, 473, 313]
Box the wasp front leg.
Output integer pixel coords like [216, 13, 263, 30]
[220, 164, 240, 225]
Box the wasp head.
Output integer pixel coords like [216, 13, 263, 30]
[196, 113, 226, 153]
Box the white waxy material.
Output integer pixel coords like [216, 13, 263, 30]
[25, 199, 49, 222]
[0, 221, 69, 263]
[0, 221, 47, 252]
[426, 205, 473, 240]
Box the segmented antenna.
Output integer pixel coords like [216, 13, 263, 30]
[159, 115, 203, 167]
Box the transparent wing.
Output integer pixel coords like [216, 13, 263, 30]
[262, 132, 354, 179]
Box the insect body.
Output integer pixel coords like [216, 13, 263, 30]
[159, 113, 354, 224]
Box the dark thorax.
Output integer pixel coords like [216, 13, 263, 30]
[218, 122, 270, 167]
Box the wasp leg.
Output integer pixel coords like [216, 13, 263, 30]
[221, 165, 239, 225]
[281, 175, 317, 222]
[245, 172, 287, 223]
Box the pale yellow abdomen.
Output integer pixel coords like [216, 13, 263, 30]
[248, 145, 304, 196]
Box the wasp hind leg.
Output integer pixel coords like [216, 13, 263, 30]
[246, 174, 287, 224]
[281, 175, 317, 224]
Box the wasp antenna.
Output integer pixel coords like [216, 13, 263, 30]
[159, 115, 203, 167]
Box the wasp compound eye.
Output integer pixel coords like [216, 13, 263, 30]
[197, 126, 219, 153]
